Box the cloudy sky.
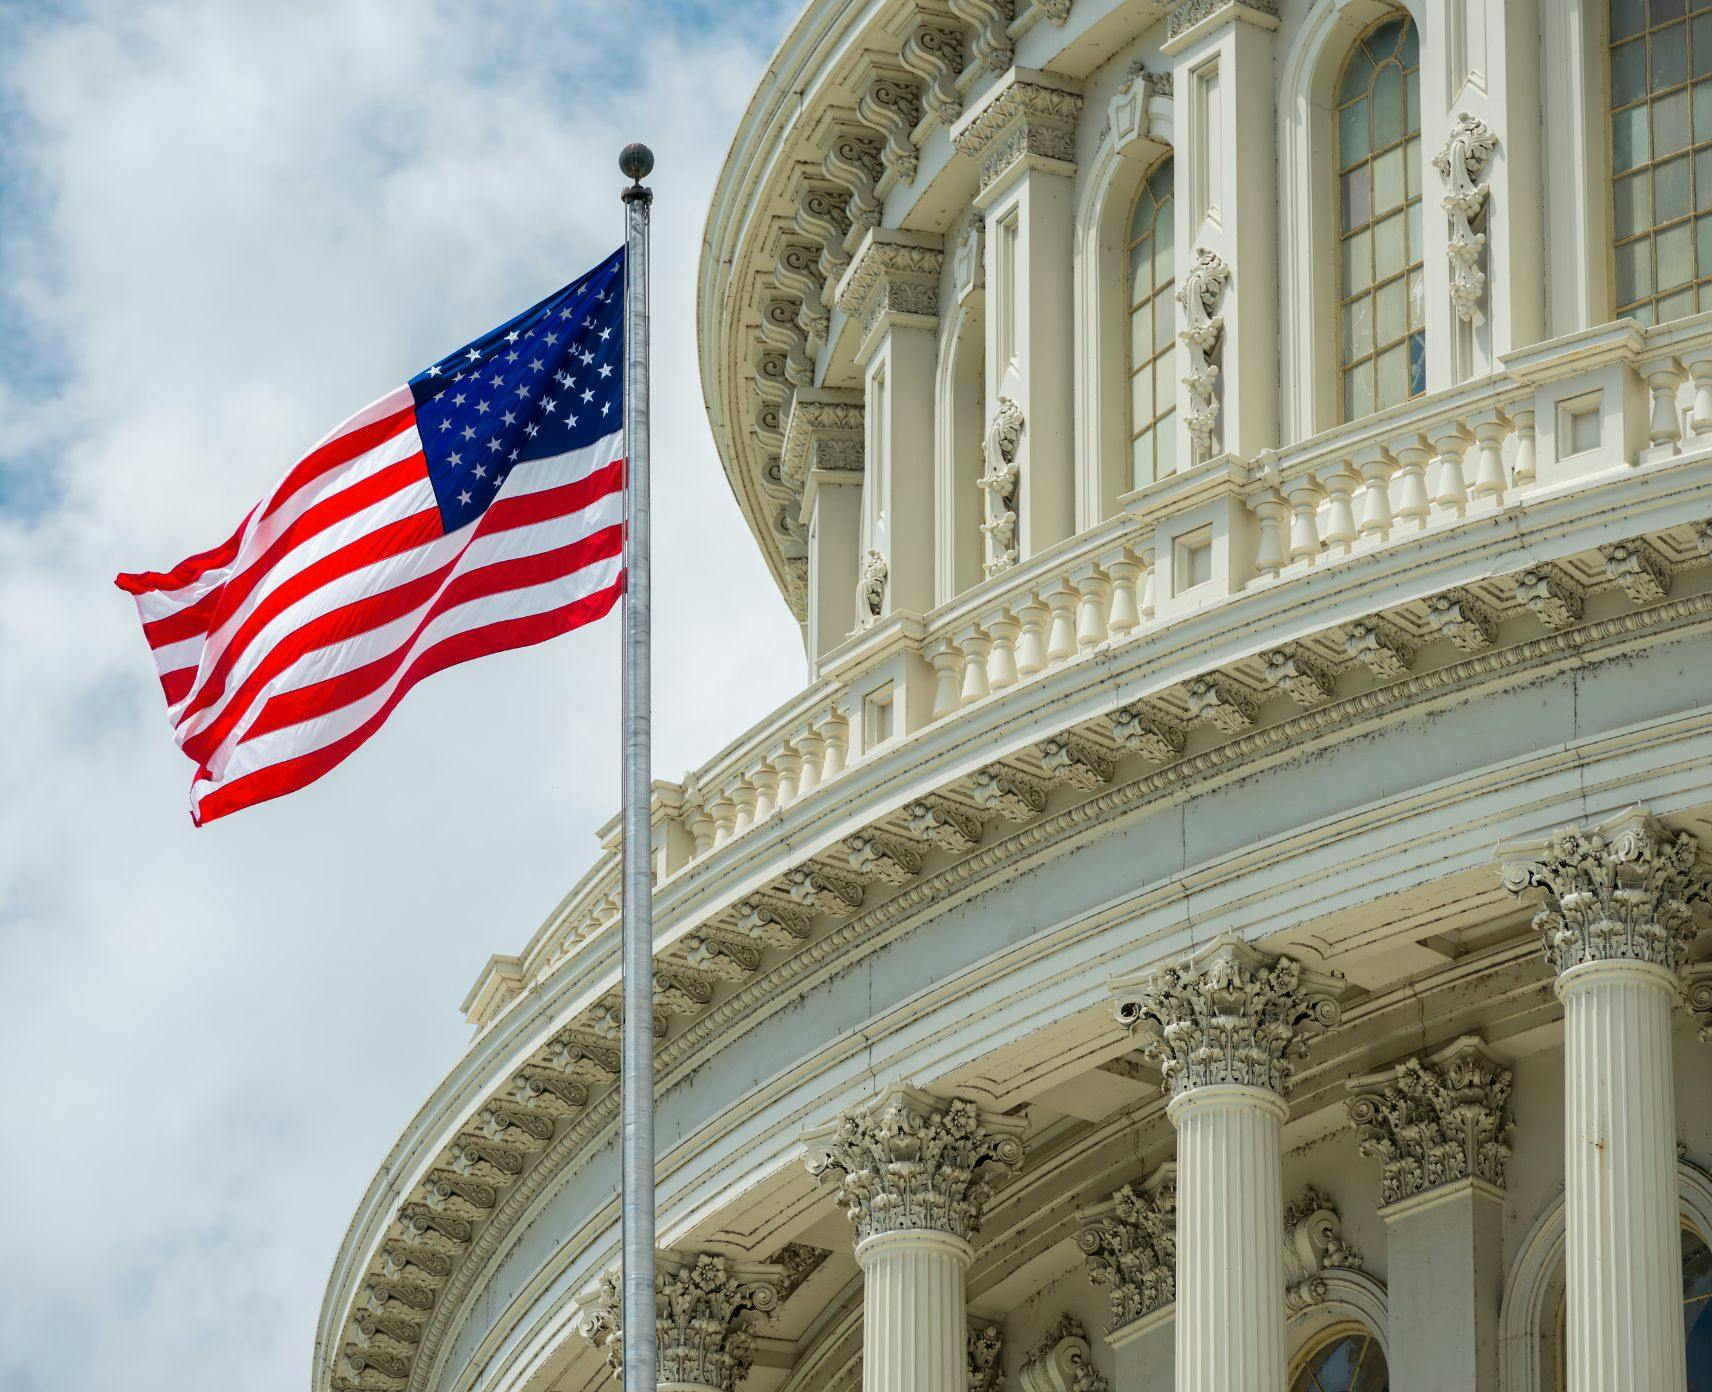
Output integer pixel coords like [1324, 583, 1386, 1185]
[0, 2, 802, 1388]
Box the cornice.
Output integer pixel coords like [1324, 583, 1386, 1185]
[950, 67, 1084, 196]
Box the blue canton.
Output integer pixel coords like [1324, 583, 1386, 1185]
[410, 247, 625, 532]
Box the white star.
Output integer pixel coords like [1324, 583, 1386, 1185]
[541, 396, 556, 414]
[581, 388, 594, 403]
[526, 422, 539, 437]
[529, 357, 544, 372]
[509, 448, 520, 461]
[505, 349, 520, 364]
[598, 363, 613, 378]
[488, 436, 502, 451]
[473, 463, 487, 479]
[545, 331, 559, 346]
[599, 327, 611, 341]
[602, 400, 612, 415]
[567, 414, 578, 427]
[515, 383, 532, 399]
[449, 451, 463, 466]
[458, 489, 472, 504]
[579, 350, 595, 365]
[437, 418, 452, 432]
[461, 424, 477, 441]
[559, 306, 574, 320]
[476, 400, 490, 415]
[502, 410, 517, 426]
[452, 392, 466, 407]
[490, 373, 504, 388]
[427, 364, 441, 377]
[465, 348, 481, 363]
[505, 330, 521, 344]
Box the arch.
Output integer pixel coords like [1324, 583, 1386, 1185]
[1277, 0, 1430, 445]
[1287, 1269, 1392, 1372]
[1073, 66, 1172, 528]
[1498, 1159, 1712, 1392]
[1289, 1317, 1391, 1391]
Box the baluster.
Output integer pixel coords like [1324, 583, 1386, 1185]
[1106, 553, 1142, 637]
[987, 612, 1021, 689]
[1015, 596, 1049, 675]
[751, 761, 779, 820]
[959, 626, 992, 703]
[1394, 434, 1432, 531]
[820, 709, 850, 780]
[1318, 462, 1359, 557]
[1251, 493, 1287, 578]
[1431, 424, 1472, 518]
[1468, 408, 1512, 507]
[1045, 583, 1079, 663]
[687, 803, 715, 857]
[1075, 567, 1111, 650]
[1642, 358, 1687, 460]
[795, 729, 825, 796]
[1139, 545, 1157, 621]
[1688, 360, 1712, 440]
[930, 639, 964, 719]
[710, 794, 737, 849]
[1283, 475, 1324, 565]
[1511, 407, 1538, 486]
[731, 779, 758, 834]
[1354, 445, 1396, 544]
[774, 743, 802, 807]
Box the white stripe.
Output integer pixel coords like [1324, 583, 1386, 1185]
[189, 483, 625, 776]
[149, 635, 204, 679]
[190, 552, 623, 801]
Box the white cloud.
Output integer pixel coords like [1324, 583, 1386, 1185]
[0, 2, 801, 1388]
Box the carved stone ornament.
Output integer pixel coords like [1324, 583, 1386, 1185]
[1075, 1163, 1177, 1331]
[1020, 1315, 1109, 1392]
[857, 72, 924, 188]
[858, 548, 888, 629]
[780, 391, 863, 487]
[1112, 936, 1344, 1099]
[1346, 1035, 1515, 1207]
[1499, 806, 1709, 978]
[1282, 1187, 1364, 1313]
[948, 0, 1014, 76]
[1688, 962, 1712, 1043]
[1166, 0, 1280, 42]
[837, 235, 945, 342]
[802, 1084, 1028, 1243]
[979, 396, 1025, 576]
[1431, 112, 1498, 324]
[1176, 248, 1230, 463]
[951, 74, 1084, 193]
[901, 21, 965, 128]
[577, 1250, 785, 1392]
[969, 1324, 1006, 1392]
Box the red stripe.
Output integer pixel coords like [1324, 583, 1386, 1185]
[160, 667, 196, 707]
[115, 509, 252, 597]
[192, 580, 623, 824]
[240, 524, 623, 741]
[257, 404, 416, 528]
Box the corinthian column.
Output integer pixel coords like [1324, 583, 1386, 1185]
[1111, 937, 1342, 1392]
[804, 1085, 1027, 1392]
[577, 1249, 784, 1392]
[1501, 808, 1709, 1392]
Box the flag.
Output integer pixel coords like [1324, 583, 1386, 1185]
[116, 249, 627, 825]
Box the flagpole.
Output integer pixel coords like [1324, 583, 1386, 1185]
[618, 141, 657, 1392]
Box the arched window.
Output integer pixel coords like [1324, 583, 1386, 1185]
[1127, 157, 1176, 489]
[1290, 1326, 1389, 1392]
[1336, 14, 1423, 423]
[1607, 0, 1712, 325]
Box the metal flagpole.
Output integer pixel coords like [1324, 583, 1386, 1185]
[618, 141, 657, 1392]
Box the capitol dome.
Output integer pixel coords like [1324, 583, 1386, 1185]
[320, 3, 1712, 1391]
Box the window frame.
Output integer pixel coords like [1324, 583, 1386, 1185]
[1125, 154, 1178, 491]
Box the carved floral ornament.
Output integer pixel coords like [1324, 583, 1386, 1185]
[1020, 1315, 1110, 1392]
[1431, 111, 1498, 324]
[858, 548, 888, 628]
[803, 1085, 1028, 1243]
[1498, 806, 1710, 979]
[1112, 937, 1344, 1099]
[577, 1251, 785, 1392]
[968, 1324, 1005, 1392]
[1075, 1164, 1177, 1331]
[980, 396, 1025, 576]
[1282, 1186, 1364, 1313]
[1176, 248, 1230, 464]
[1346, 1035, 1514, 1208]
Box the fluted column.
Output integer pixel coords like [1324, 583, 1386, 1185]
[804, 1085, 1026, 1392]
[1112, 938, 1342, 1392]
[577, 1249, 784, 1392]
[1501, 808, 1710, 1392]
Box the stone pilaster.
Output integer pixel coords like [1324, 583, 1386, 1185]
[1348, 1035, 1512, 1392]
[577, 1250, 785, 1392]
[1112, 938, 1341, 1392]
[1075, 1163, 1177, 1334]
[784, 390, 865, 662]
[1501, 808, 1710, 1392]
[805, 1085, 1026, 1392]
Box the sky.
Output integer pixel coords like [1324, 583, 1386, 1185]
[0, 2, 803, 1388]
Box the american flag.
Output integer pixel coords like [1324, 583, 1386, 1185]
[117, 249, 628, 825]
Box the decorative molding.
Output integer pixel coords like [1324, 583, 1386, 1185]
[901, 22, 965, 127]
[795, 181, 853, 302]
[1261, 646, 1336, 707]
[857, 72, 924, 188]
[970, 763, 1049, 820]
[1343, 616, 1416, 678]
[1176, 248, 1229, 463]
[758, 294, 814, 390]
[1020, 1315, 1108, 1392]
[1601, 537, 1672, 603]
[1100, 62, 1169, 148]
[1431, 113, 1497, 324]
[1687, 962, 1712, 1042]
[803, 1085, 1027, 1243]
[1110, 704, 1186, 761]
[1112, 937, 1344, 1098]
[952, 215, 986, 303]
[837, 234, 945, 346]
[576, 1250, 784, 1392]
[906, 795, 984, 852]
[781, 391, 863, 487]
[1500, 806, 1710, 977]
[766, 1242, 830, 1302]
[1346, 1035, 1515, 1207]
[968, 1324, 1006, 1392]
[1515, 563, 1586, 631]
[858, 549, 888, 629]
[951, 72, 1084, 194]
[822, 129, 883, 248]
[948, 0, 1014, 76]
[1184, 673, 1255, 732]
[1166, 0, 1280, 43]
[845, 829, 925, 884]
[1422, 587, 1496, 652]
[1282, 1188, 1364, 1313]
[980, 396, 1025, 576]
[1039, 734, 1116, 789]
[733, 895, 813, 948]
[773, 241, 829, 349]
[1076, 1163, 1177, 1331]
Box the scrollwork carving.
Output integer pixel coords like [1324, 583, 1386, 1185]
[1176, 248, 1229, 463]
[1075, 1164, 1177, 1331]
[1283, 1187, 1363, 1313]
[980, 396, 1024, 576]
[1431, 112, 1497, 324]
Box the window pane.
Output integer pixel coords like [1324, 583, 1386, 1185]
[1694, 79, 1712, 141]
[1613, 0, 1648, 42]
[1340, 97, 1370, 166]
[1343, 365, 1366, 422]
[1339, 45, 1375, 104]
[1155, 341, 1175, 392]
[1617, 236, 1656, 303]
[1657, 87, 1692, 155]
[1406, 135, 1421, 198]
[1660, 218, 1696, 286]
[1616, 169, 1653, 236]
[1343, 229, 1372, 292]
[1614, 37, 1649, 102]
[1655, 0, 1688, 21]
[1155, 414, 1176, 475]
[1659, 153, 1693, 221]
[1131, 362, 1152, 427]
[1655, 23, 1690, 91]
[1128, 238, 1150, 306]
[1373, 145, 1403, 213]
[1405, 68, 1420, 132]
[1372, 62, 1405, 148]
[1376, 341, 1408, 408]
[1342, 165, 1371, 229]
[1127, 185, 1155, 242]
[1657, 284, 1696, 319]
[1129, 306, 1150, 364]
[1698, 210, 1712, 269]
[1344, 294, 1374, 360]
[1154, 200, 1175, 287]
[1399, 17, 1419, 66]
[1375, 277, 1404, 343]
[1407, 198, 1422, 259]
[1153, 294, 1175, 350]
[1696, 14, 1712, 75]
[1374, 211, 1405, 280]
[1408, 265, 1424, 327]
[1614, 104, 1652, 171]
[1131, 430, 1153, 489]
[1409, 331, 1427, 396]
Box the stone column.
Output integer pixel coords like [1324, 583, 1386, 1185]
[1501, 807, 1709, 1392]
[1111, 937, 1342, 1392]
[577, 1249, 785, 1392]
[1347, 1035, 1515, 1392]
[783, 389, 865, 664]
[804, 1084, 1027, 1392]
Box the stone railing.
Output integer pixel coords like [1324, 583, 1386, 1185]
[468, 312, 1712, 1025]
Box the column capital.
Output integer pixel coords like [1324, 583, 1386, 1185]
[577, 1250, 785, 1392]
[949, 67, 1083, 201]
[835, 228, 944, 364]
[781, 389, 864, 488]
[1074, 1162, 1177, 1333]
[802, 1083, 1026, 1244]
[1498, 806, 1710, 979]
[1162, 0, 1279, 54]
[1346, 1034, 1515, 1209]
[1110, 936, 1344, 1099]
